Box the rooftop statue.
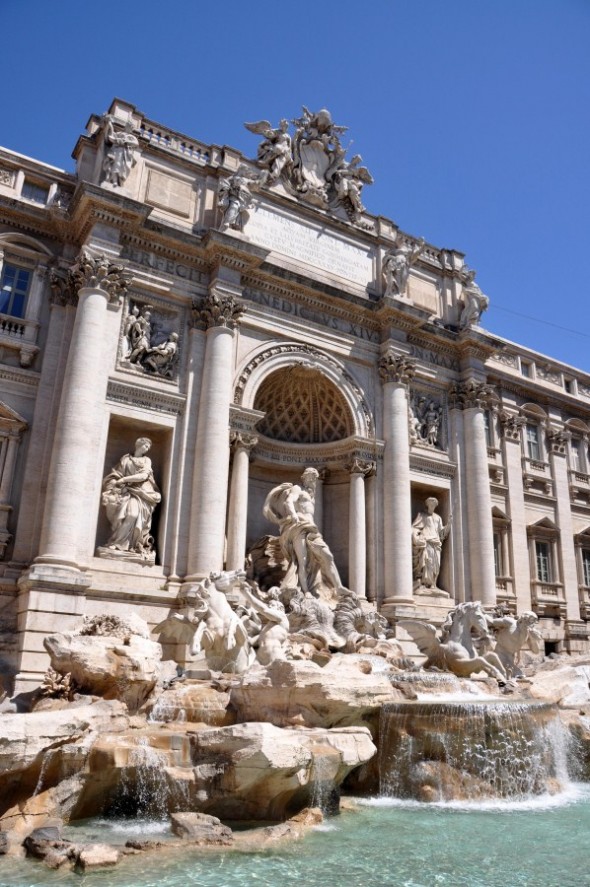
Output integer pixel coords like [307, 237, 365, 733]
[244, 106, 373, 226]
[383, 238, 425, 298]
[243, 119, 292, 186]
[218, 170, 254, 231]
[459, 266, 490, 329]
[101, 115, 139, 188]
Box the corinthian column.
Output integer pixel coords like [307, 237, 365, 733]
[452, 380, 496, 606]
[186, 290, 245, 579]
[226, 431, 258, 571]
[379, 351, 416, 607]
[348, 458, 374, 599]
[34, 252, 129, 575]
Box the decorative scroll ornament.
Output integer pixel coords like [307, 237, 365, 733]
[449, 379, 496, 410]
[378, 351, 416, 386]
[245, 107, 373, 227]
[197, 291, 246, 330]
[498, 411, 526, 442]
[70, 250, 131, 303]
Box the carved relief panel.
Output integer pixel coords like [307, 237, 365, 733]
[119, 296, 181, 380]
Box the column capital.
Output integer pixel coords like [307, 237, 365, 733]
[230, 430, 258, 452]
[449, 379, 497, 410]
[498, 410, 526, 441]
[378, 350, 416, 386]
[193, 290, 246, 331]
[346, 457, 376, 477]
[547, 425, 570, 455]
[70, 250, 131, 304]
[49, 269, 78, 307]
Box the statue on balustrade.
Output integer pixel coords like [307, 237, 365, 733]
[218, 170, 254, 231]
[411, 497, 451, 595]
[101, 115, 139, 188]
[383, 237, 425, 298]
[263, 467, 346, 600]
[459, 266, 489, 329]
[98, 437, 161, 564]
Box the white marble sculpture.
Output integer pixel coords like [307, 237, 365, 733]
[127, 305, 153, 364]
[99, 437, 161, 563]
[281, 586, 345, 650]
[263, 467, 345, 599]
[240, 584, 289, 665]
[244, 106, 373, 225]
[243, 119, 292, 186]
[156, 570, 253, 674]
[400, 604, 507, 683]
[218, 171, 253, 231]
[101, 115, 139, 188]
[144, 332, 179, 377]
[412, 497, 451, 594]
[383, 238, 425, 298]
[408, 396, 442, 448]
[488, 609, 543, 678]
[459, 266, 489, 328]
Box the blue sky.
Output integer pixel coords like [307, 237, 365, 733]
[4, 0, 590, 369]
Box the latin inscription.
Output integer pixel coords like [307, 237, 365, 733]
[247, 204, 374, 286]
[245, 289, 379, 343]
[120, 245, 206, 285]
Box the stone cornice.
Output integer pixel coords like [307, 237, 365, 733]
[252, 433, 384, 468]
[409, 451, 457, 479]
[106, 380, 185, 415]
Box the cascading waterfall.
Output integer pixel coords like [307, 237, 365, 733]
[109, 737, 170, 819]
[379, 700, 572, 802]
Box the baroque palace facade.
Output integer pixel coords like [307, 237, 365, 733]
[1, 98, 589, 692]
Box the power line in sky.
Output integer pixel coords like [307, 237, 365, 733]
[492, 304, 590, 341]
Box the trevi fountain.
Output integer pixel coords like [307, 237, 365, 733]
[1, 102, 590, 887]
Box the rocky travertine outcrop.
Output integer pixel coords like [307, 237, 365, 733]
[43, 629, 161, 712]
[147, 682, 235, 726]
[527, 657, 590, 708]
[230, 656, 401, 732]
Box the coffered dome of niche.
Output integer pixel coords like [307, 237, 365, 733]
[254, 366, 353, 444]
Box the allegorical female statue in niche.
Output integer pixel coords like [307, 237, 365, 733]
[99, 437, 161, 564]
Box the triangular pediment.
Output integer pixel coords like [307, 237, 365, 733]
[530, 516, 557, 531]
[0, 401, 28, 429]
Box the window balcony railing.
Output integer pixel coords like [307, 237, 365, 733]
[531, 581, 567, 617]
[0, 312, 39, 367]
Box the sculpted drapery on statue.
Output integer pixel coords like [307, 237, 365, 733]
[263, 467, 345, 599]
[99, 438, 161, 564]
[101, 115, 139, 187]
[412, 497, 451, 595]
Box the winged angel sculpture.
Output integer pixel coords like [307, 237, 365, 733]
[244, 107, 373, 226]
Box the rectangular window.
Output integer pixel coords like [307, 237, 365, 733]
[0, 264, 31, 318]
[582, 550, 590, 587]
[521, 362, 531, 378]
[564, 379, 573, 394]
[493, 533, 503, 577]
[535, 541, 552, 583]
[526, 424, 540, 461]
[570, 440, 581, 472]
[21, 180, 49, 204]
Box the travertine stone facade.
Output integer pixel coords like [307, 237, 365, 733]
[1, 98, 589, 691]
